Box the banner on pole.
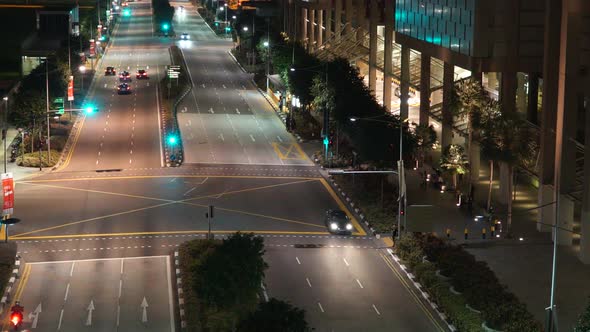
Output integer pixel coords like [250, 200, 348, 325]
[1, 173, 14, 216]
[68, 76, 74, 101]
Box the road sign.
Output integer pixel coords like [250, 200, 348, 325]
[53, 97, 65, 114]
[1, 173, 14, 216]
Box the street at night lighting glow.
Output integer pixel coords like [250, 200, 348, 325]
[263, 41, 269, 47]
[123, 8, 131, 16]
[168, 135, 178, 145]
[84, 105, 96, 114]
[162, 23, 170, 31]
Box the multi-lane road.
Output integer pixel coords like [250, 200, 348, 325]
[4, 1, 447, 331]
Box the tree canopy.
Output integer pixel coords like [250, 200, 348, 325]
[237, 298, 311, 332]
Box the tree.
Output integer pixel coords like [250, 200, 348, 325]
[10, 90, 46, 128]
[479, 100, 533, 233]
[413, 123, 436, 168]
[575, 298, 590, 332]
[455, 78, 488, 187]
[237, 298, 311, 332]
[439, 144, 469, 189]
[196, 232, 268, 330]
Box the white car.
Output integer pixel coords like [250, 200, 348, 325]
[180, 33, 190, 40]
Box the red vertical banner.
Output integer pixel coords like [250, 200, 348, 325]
[67, 76, 74, 101]
[89, 39, 96, 57]
[2, 173, 14, 216]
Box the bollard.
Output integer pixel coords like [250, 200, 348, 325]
[464, 228, 468, 240]
[491, 225, 495, 238]
[482, 228, 486, 239]
[446, 228, 451, 239]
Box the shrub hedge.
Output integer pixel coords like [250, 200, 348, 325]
[395, 233, 542, 331]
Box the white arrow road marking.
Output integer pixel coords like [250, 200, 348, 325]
[209, 108, 214, 114]
[104, 83, 108, 88]
[235, 108, 240, 114]
[28, 302, 42, 328]
[249, 134, 255, 142]
[86, 300, 95, 326]
[181, 107, 187, 113]
[141, 297, 149, 323]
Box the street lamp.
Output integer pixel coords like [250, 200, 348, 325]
[349, 115, 408, 239]
[242, 26, 248, 32]
[79, 65, 86, 91]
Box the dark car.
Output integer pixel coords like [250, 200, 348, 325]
[105, 66, 116, 76]
[324, 209, 353, 234]
[119, 71, 131, 81]
[117, 83, 131, 95]
[180, 33, 190, 40]
[136, 69, 148, 79]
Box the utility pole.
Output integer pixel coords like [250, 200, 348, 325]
[45, 58, 51, 166]
[2, 97, 7, 173]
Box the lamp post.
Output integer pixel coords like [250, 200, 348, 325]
[2, 97, 7, 173]
[45, 58, 51, 166]
[349, 115, 407, 239]
[79, 65, 86, 91]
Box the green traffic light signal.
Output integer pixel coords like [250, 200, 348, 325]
[215, 22, 219, 27]
[84, 105, 96, 114]
[225, 26, 231, 32]
[162, 23, 170, 31]
[167, 135, 178, 145]
[123, 8, 131, 16]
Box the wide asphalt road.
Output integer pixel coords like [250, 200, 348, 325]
[173, 2, 311, 166]
[59, 1, 166, 172]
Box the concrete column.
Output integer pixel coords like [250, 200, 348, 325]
[400, 45, 410, 120]
[441, 62, 454, 150]
[325, 6, 332, 43]
[309, 9, 315, 52]
[581, 95, 590, 263]
[345, 0, 353, 36]
[553, 0, 581, 246]
[419, 55, 431, 126]
[356, 1, 365, 41]
[500, 72, 517, 113]
[317, 10, 323, 48]
[538, 0, 561, 232]
[301, 7, 308, 45]
[527, 73, 539, 124]
[368, 0, 378, 94]
[382, 0, 394, 112]
[334, 0, 342, 42]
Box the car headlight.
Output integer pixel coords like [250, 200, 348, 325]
[330, 222, 338, 230]
[346, 223, 353, 230]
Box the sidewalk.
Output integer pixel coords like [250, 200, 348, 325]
[0, 128, 44, 180]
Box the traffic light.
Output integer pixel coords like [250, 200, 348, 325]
[167, 135, 178, 145]
[225, 26, 231, 32]
[215, 21, 219, 27]
[162, 23, 170, 31]
[83, 104, 97, 115]
[123, 8, 131, 16]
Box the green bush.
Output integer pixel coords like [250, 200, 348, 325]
[574, 298, 590, 332]
[17, 150, 60, 167]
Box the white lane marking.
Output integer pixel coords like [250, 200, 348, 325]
[130, 150, 133, 154]
[372, 304, 381, 315]
[306, 278, 312, 288]
[96, 160, 99, 165]
[222, 84, 226, 89]
[202, 84, 205, 88]
[118, 279, 123, 298]
[318, 302, 325, 313]
[183, 187, 197, 196]
[64, 283, 70, 301]
[188, 120, 192, 126]
[120, 258, 124, 274]
[235, 108, 240, 114]
[70, 261, 76, 276]
[277, 136, 283, 143]
[219, 133, 224, 142]
[104, 83, 108, 88]
[116, 304, 120, 326]
[295, 257, 301, 265]
[57, 309, 64, 330]
[249, 134, 255, 142]
[147, 82, 150, 87]
[343, 258, 350, 266]
[356, 279, 364, 289]
[209, 108, 214, 114]
[98, 151, 101, 156]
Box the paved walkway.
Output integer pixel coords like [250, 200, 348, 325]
[0, 128, 45, 181]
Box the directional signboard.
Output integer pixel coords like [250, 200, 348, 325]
[166, 65, 181, 79]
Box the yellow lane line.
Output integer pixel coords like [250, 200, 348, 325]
[19, 182, 175, 203]
[319, 178, 366, 236]
[183, 178, 317, 202]
[2, 264, 31, 330]
[379, 253, 445, 332]
[271, 142, 286, 159]
[211, 206, 325, 229]
[292, 142, 312, 162]
[55, 114, 87, 172]
[10, 202, 174, 238]
[11, 230, 333, 241]
[19, 174, 319, 183]
[0, 224, 5, 242]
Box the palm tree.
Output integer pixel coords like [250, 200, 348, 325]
[454, 78, 488, 189]
[439, 144, 469, 190]
[413, 123, 436, 169]
[479, 100, 533, 234]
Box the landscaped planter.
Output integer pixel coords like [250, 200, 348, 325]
[449, 286, 462, 295]
[482, 321, 503, 332]
[435, 269, 451, 281]
[466, 303, 482, 314]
